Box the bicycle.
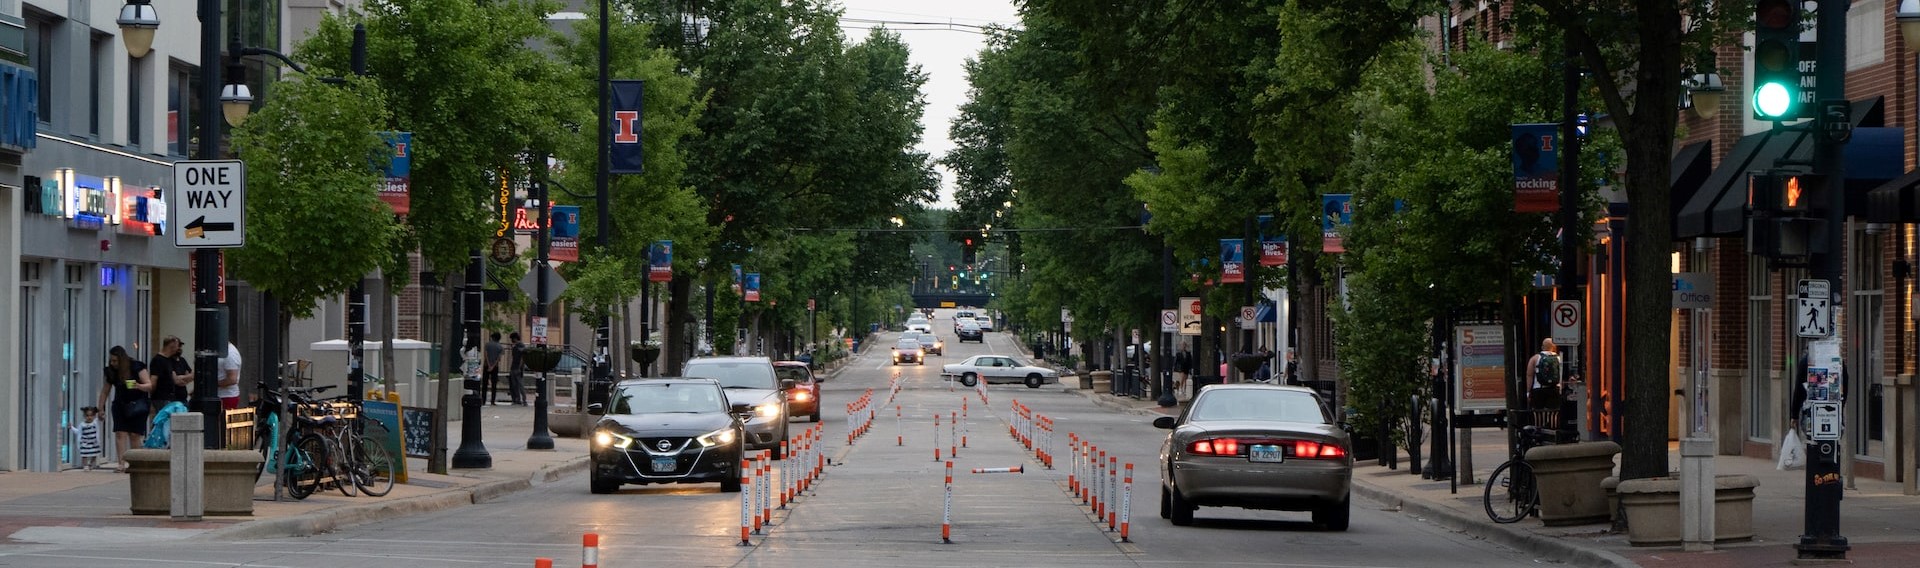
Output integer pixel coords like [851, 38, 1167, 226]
[1482, 409, 1558, 523]
[251, 382, 337, 499]
[251, 383, 394, 498]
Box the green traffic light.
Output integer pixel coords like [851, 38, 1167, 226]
[1754, 82, 1793, 119]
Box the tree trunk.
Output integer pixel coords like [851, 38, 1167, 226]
[1614, 1, 1683, 481]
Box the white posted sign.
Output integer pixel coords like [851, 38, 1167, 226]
[1796, 279, 1833, 338]
[171, 160, 246, 248]
[1178, 297, 1202, 336]
[1240, 305, 1257, 330]
[1549, 300, 1581, 346]
[1160, 309, 1177, 333]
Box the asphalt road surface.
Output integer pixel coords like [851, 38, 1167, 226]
[0, 326, 1554, 567]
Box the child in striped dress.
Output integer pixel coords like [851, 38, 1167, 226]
[72, 406, 105, 470]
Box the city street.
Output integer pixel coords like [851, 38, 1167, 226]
[0, 326, 1544, 567]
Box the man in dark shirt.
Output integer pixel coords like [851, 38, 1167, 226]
[147, 336, 194, 406]
[484, 332, 505, 405]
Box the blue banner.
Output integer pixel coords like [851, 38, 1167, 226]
[1257, 214, 1286, 267]
[1321, 194, 1352, 253]
[1510, 123, 1559, 213]
[378, 131, 411, 214]
[1220, 239, 1246, 284]
[732, 264, 743, 295]
[610, 80, 645, 174]
[648, 240, 673, 282]
[549, 205, 581, 262]
[744, 273, 761, 302]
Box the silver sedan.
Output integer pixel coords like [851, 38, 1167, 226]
[1154, 384, 1353, 530]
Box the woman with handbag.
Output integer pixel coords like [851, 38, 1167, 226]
[95, 345, 151, 472]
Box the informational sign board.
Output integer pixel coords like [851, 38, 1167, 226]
[362, 400, 408, 483]
[1160, 309, 1177, 333]
[1061, 308, 1074, 323]
[1673, 272, 1713, 309]
[1797, 279, 1833, 338]
[519, 263, 567, 305]
[1178, 297, 1202, 336]
[1808, 402, 1842, 441]
[170, 160, 246, 248]
[531, 316, 549, 344]
[1453, 324, 1507, 410]
[1549, 300, 1581, 346]
[400, 406, 436, 459]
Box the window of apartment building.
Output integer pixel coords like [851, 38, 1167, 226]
[128, 56, 143, 150]
[91, 32, 110, 138]
[167, 64, 196, 157]
[26, 12, 56, 124]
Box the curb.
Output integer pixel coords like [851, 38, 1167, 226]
[194, 455, 590, 541]
[1351, 478, 1636, 568]
[1067, 388, 1175, 417]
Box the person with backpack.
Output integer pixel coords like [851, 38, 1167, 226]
[1527, 338, 1563, 411]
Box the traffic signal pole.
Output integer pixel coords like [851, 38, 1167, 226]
[1797, 0, 1849, 560]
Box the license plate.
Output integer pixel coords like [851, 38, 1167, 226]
[650, 457, 678, 472]
[1249, 445, 1284, 463]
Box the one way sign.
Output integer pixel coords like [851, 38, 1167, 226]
[171, 160, 246, 248]
[1796, 279, 1832, 338]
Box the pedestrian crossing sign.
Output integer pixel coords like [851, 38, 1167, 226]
[1796, 279, 1832, 338]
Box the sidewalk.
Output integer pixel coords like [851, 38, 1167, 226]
[1066, 384, 1920, 567]
[0, 401, 588, 546]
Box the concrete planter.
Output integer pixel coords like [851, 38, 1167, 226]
[1616, 474, 1759, 546]
[550, 410, 591, 438]
[126, 449, 265, 516]
[1088, 370, 1111, 391]
[1525, 441, 1621, 526]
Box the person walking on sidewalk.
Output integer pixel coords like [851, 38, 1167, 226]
[484, 332, 505, 405]
[1525, 338, 1564, 411]
[217, 342, 242, 410]
[506, 332, 527, 405]
[96, 346, 150, 472]
[71, 406, 106, 471]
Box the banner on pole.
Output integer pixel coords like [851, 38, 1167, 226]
[1220, 239, 1245, 284]
[610, 80, 645, 174]
[1510, 123, 1560, 213]
[648, 240, 673, 282]
[744, 273, 761, 302]
[732, 264, 743, 295]
[548, 205, 580, 262]
[1321, 194, 1352, 253]
[378, 132, 411, 214]
[1257, 214, 1287, 267]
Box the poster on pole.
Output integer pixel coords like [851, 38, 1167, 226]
[744, 273, 761, 302]
[1321, 194, 1352, 253]
[731, 264, 743, 295]
[648, 240, 673, 282]
[378, 132, 411, 214]
[1510, 123, 1560, 213]
[548, 206, 580, 262]
[1220, 239, 1245, 284]
[609, 80, 645, 174]
[1453, 324, 1507, 410]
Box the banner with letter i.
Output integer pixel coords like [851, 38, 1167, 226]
[609, 80, 645, 174]
[1220, 239, 1245, 284]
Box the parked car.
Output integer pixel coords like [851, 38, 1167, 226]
[941, 354, 1058, 388]
[917, 333, 945, 356]
[588, 378, 746, 494]
[975, 316, 995, 332]
[891, 338, 925, 365]
[681, 356, 794, 459]
[1153, 384, 1352, 530]
[955, 320, 984, 343]
[774, 361, 821, 422]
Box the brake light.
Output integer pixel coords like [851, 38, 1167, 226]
[1291, 440, 1347, 459]
[1189, 438, 1241, 456]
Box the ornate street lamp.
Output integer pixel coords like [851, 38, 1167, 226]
[1686, 72, 1725, 119]
[1900, 0, 1920, 52]
[115, 0, 160, 58]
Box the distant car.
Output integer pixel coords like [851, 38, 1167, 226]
[917, 333, 944, 356]
[906, 318, 931, 333]
[942, 354, 1058, 388]
[1153, 384, 1352, 530]
[953, 311, 976, 326]
[891, 338, 925, 365]
[774, 361, 820, 422]
[681, 356, 795, 459]
[955, 320, 983, 343]
[975, 316, 995, 332]
[589, 378, 745, 494]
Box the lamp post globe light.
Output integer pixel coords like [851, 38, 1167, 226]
[1686, 72, 1725, 119]
[115, 0, 160, 58]
[1901, 0, 1920, 52]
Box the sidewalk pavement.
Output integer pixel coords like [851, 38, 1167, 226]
[1067, 382, 1920, 567]
[0, 400, 589, 546]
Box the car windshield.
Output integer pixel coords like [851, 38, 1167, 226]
[1189, 390, 1330, 424]
[918, 335, 937, 344]
[682, 360, 778, 389]
[895, 339, 921, 349]
[775, 365, 811, 385]
[609, 382, 724, 414]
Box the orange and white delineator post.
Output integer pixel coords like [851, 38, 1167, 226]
[933, 413, 943, 461]
[961, 398, 969, 448]
[896, 404, 903, 446]
[751, 453, 765, 534]
[949, 411, 958, 459]
[780, 441, 791, 508]
[1107, 455, 1119, 531]
[739, 459, 753, 545]
[582, 532, 601, 568]
[1120, 463, 1134, 543]
[941, 460, 954, 543]
[1067, 433, 1079, 496]
[761, 451, 774, 528]
[970, 465, 1023, 474]
[1093, 448, 1106, 520]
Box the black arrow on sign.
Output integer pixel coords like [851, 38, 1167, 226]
[182, 216, 234, 239]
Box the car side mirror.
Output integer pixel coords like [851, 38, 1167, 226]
[781, 379, 798, 390]
[587, 403, 604, 414]
[1152, 416, 1177, 429]
[730, 402, 754, 415]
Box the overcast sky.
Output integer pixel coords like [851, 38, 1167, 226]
[834, 0, 1022, 209]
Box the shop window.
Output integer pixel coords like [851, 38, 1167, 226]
[1747, 257, 1772, 442]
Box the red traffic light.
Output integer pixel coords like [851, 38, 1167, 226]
[964, 238, 973, 247]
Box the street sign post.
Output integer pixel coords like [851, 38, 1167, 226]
[1797, 279, 1833, 338]
[170, 160, 246, 248]
[1178, 297, 1202, 337]
[1240, 305, 1257, 330]
[519, 263, 568, 305]
[1549, 300, 1581, 346]
[1160, 309, 1177, 333]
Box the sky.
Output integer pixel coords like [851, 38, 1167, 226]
[833, 0, 1023, 209]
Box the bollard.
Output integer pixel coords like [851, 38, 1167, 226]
[897, 404, 903, 446]
[1108, 455, 1119, 531]
[1068, 433, 1079, 496]
[1120, 463, 1133, 543]
[535, 559, 552, 568]
[814, 425, 825, 483]
[583, 533, 600, 568]
[942, 460, 954, 543]
[752, 453, 764, 534]
[971, 466, 1023, 474]
[962, 398, 969, 448]
[1094, 448, 1105, 520]
[933, 413, 942, 462]
[740, 459, 752, 545]
[169, 412, 205, 521]
[780, 441, 791, 508]
[950, 411, 958, 459]
[760, 451, 774, 528]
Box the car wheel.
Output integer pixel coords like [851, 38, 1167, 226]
[920, 360, 927, 366]
[1170, 484, 1195, 526]
[589, 463, 618, 495]
[960, 373, 979, 387]
[1160, 485, 1172, 519]
[1025, 375, 1044, 388]
[1313, 496, 1351, 531]
[720, 462, 743, 493]
[809, 409, 821, 423]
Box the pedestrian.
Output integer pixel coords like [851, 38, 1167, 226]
[507, 332, 527, 405]
[147, 336, 194, 414]
[1284, 348, 1300, 386]
[1526, 338, 1564, 413]
[72, 406, 106, 471]
[218, 342, 242, 410]
[484, 331, 504, 405]
[96, 345, 150, 472]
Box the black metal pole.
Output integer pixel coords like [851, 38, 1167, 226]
[639, 282, 650, 377]
[1558, 31, 1582, 295]
[528, 178, 554, 450]
[1158, 243, 1176, 407]
[591, 0, 613, 397]
[1243, 217, 1256, 378]
[705, 277, 714, 354]
[191, 0, 228, 449]
[346, 24, 368, 405]
[1798, 0, 1850, 559]
[451, 250, 491, 468]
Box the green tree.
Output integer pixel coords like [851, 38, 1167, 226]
[229, 76, 400, 325]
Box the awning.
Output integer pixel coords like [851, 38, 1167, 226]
[1254, 302, 1276, 323]
[1866, 169, 1920, 223]
[1674, 97, 1898, 239]
[1667, 140, 1713, 237]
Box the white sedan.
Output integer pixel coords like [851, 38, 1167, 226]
[942, 355, 1059, 389]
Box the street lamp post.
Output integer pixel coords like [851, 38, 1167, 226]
[527, 179, 555, 450]
[590, 0, 614, 405]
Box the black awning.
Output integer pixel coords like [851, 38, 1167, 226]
[1667, 140, 1713, 238]
[1674, 97, 1897, 239]
[1866, 170, 1920, 223]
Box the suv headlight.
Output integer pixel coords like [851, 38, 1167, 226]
[697, 427, 737, 447]
[594, 430, 635, 449]
[754, 403, 781, 419]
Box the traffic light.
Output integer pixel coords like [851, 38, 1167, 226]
[1752, 0, 1803, 120]
[962, 238, 977, 265]
[1748, 171, 1827, 259]
[1752, 172, 1822, 214]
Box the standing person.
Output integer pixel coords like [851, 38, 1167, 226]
[218, 342, 242, 410]
[96, 346, 150, 472]
[71, 406, 106, 471]
[484, 332, 504, 405]
[1284, 348, 1300, 386]
[147, 336, 194, 413]
[1526, 338, 1564, 411]
[507, 332, 527, 405]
